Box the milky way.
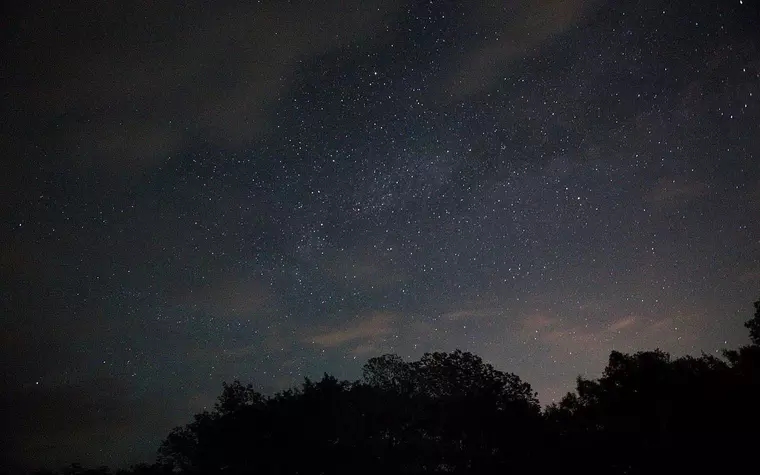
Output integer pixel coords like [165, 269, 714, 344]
[2, 0, 759, 469]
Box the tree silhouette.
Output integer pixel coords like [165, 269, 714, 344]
[360, 350, 541, 473]
[546, 345, 759, 474]
[25, 296, 760, 475]
[157, 351, 540, 475]
[746, 298, 760, 345]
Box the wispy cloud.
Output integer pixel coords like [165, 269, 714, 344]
[738, 268, 760, 283]
[439, 308, 503, 321]
[644, 177, 708, 207]
[307, 312, 395, 348]
[608, 315, 637, 332]
[444, 0, 598, 98]
[520, 311, 697, 356]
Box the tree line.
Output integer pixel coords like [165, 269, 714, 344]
[27, 298, 760, 475]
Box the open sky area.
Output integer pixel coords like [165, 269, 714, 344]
[2, 0, 759, 470]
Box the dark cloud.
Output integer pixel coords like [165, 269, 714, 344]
[5, 0, 402, 173]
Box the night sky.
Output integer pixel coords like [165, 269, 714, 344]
[2, 0, 759, 470]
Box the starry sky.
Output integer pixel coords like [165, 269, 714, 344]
[2, 0, 759, 470]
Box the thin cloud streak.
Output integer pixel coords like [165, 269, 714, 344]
[307, 312, 395, 348]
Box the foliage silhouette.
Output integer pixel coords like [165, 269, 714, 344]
[158, 350, 540, 475]
[18, 297, 760, 475]
[746, 298, 760, 345]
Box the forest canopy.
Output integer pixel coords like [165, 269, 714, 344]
[21, 298, 760, 475]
